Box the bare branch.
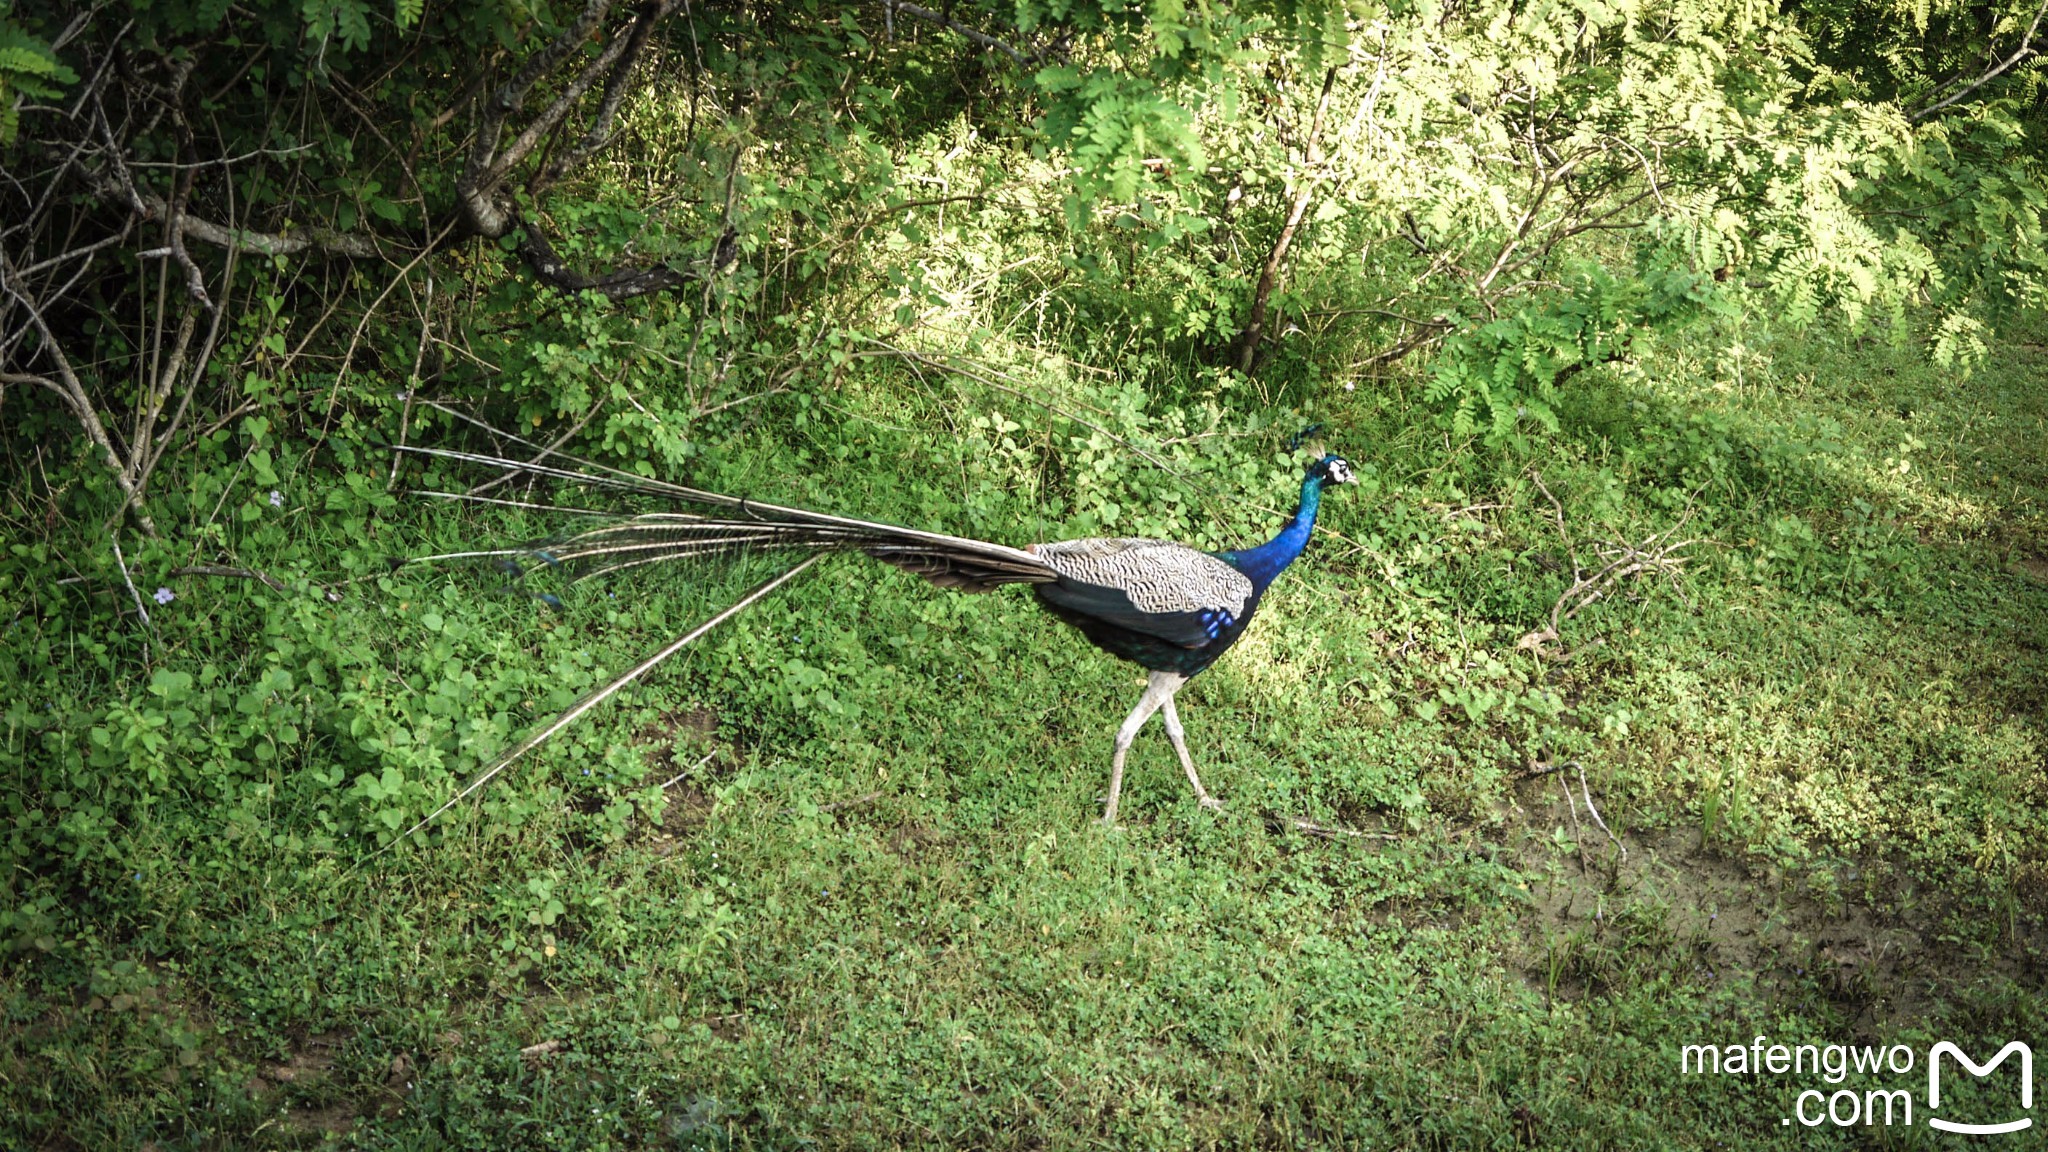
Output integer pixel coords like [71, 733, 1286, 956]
[1233, 67, 1340, 373]
[110, 534, 154, 642]
[655, 750, 721, 792]
[513, 213, 733, 300]
[534, 1, 671, 192]
[1530, 470, 1581, 577]
[19, 232, 129, 276]
[1356, 324, 1448, 370]
[1914, 0, 2048, 119]
[1516, 473, 1694, 657]
[458, 397, 598, 498]
[1577, 762, 1624, 861]
[142, 176, 243, 489]
[320, 219, 461, 428]
[92, 153, 381, 256]
[152, 82, 220, 304]
[0, 251, 158, 536]
[143, 192, 381, 258]
[886, 0, 1033, 65]
[1558, 771, 1587, 869]
[459, 0, 621, 236]
[389, 277, 433, 490]
[164, 160, 214, 310]
[89, 93, 147, 218]
[1476, 150, 1590, 292]
[170, 564, 287, 593]
[126, 142, 318, 169]
[481, 3, 673, 193]
[131, 305, 197, 487]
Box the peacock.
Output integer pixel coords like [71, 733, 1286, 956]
[396, 436, 1356, 829]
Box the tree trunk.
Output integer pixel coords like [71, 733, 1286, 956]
[1233, 68, 1337, 375]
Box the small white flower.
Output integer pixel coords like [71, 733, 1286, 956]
[269, 490, 285, 508]
[153, 587, 175, 605]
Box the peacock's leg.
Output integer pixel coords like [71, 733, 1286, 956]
[1159, 692, 1221, 811]
[1103, 671, 1184, 826]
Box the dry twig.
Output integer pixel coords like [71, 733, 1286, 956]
[371, 555, 823, 857]
[1558, 772, 1588, 869]
[110, 535, 152, 632]
[1516, 471, 1695, 657]
[656, 750, 719, 792]
[1914, 0, 2048, 119]
[1577, 762, 1625, 861]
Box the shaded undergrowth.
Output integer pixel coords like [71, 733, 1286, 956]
[4, 318, 2046, 1149]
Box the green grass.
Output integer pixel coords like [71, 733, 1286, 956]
[4, 318, 2046, 1149]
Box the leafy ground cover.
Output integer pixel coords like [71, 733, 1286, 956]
[5, 2, 2045, 1146]
[5, 313, 2043, 1148]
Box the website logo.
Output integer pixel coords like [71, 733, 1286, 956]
[1679, 1035, 2034, 1133]
[1928, 1041, 2032, 1136]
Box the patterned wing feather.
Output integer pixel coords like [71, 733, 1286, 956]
[1031, 538, 1252, 648]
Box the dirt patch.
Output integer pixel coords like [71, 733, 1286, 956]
[378, 1053, 415, 1119]
[665, 782, 715, 825]
[636, 707, 722, 767]
[252, 1030, 363, 1138]
[279, 1102, 359, 1139]
[247, 1037, 410, 1131]
[261, 1029, 343, 1086]
[2009, 557, 2048, 585]
[1509, 780, 2048, 1027]
[702, 1012, 749, 1042]
[888, 822, 946, 861]
[626, 705, 729, 849]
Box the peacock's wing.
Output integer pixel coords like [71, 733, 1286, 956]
[1030, 537, 1254, 648]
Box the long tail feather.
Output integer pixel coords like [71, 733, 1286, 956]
[394, 443, 722, 503]
[389, 442, 1056, 591]
[416, 491, 615, 517]
[365, 555, 825, 859]
[372, 419, 1063, 858]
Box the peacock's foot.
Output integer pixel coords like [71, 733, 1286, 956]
[1197, 796, 1223, 812]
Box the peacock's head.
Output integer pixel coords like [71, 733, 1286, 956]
[1308, 454, 1357, 486]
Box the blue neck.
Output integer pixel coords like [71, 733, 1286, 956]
[1227, 475, 1325, 591]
